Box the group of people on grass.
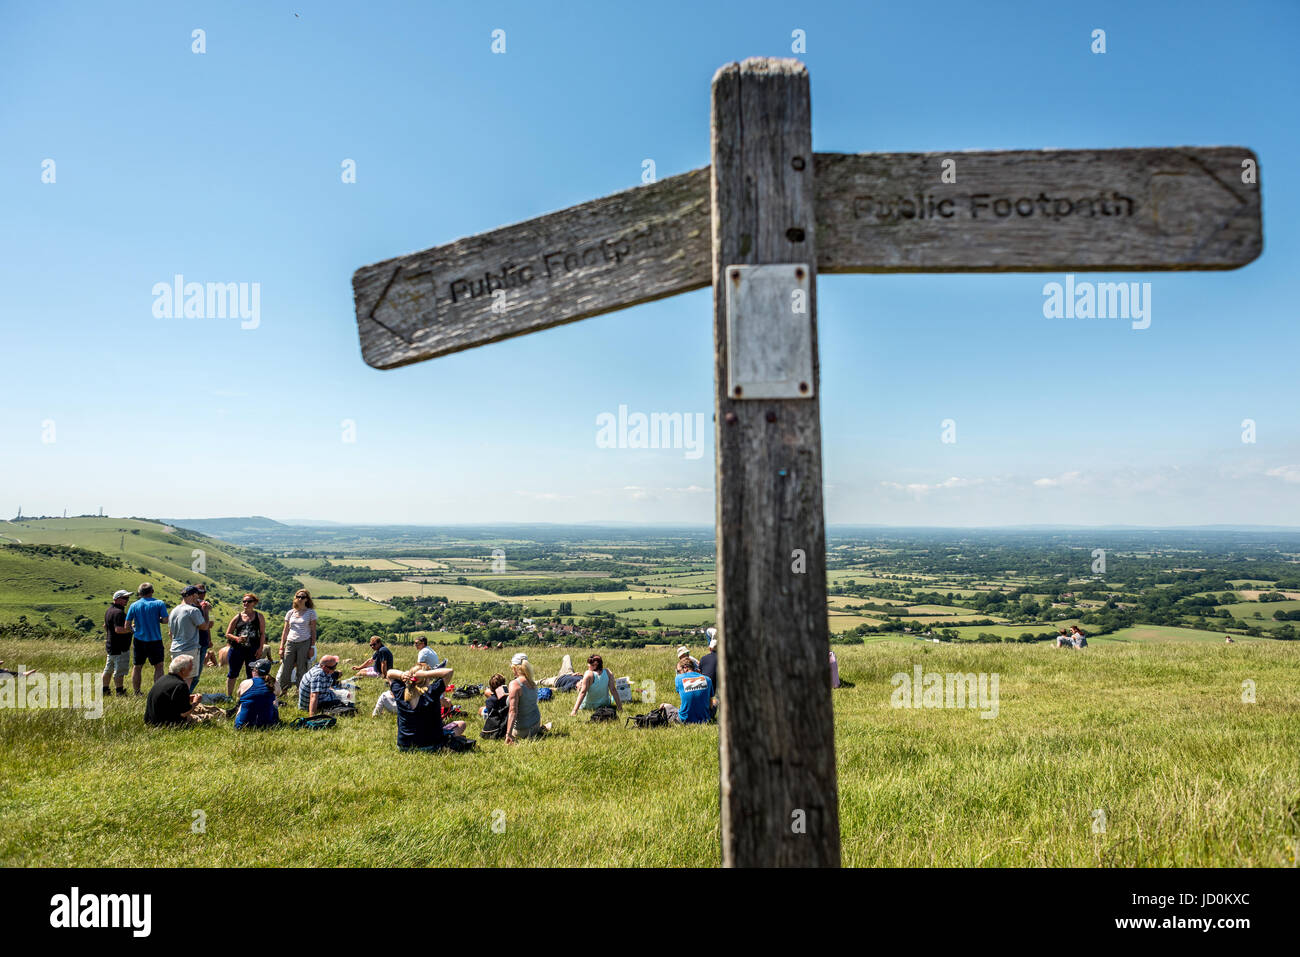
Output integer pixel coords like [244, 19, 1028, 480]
[90, 581, 720, 750]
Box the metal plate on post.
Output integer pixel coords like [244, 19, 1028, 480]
[724, 263, 814, 399]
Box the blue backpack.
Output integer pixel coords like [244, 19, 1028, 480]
[536, 687, 553, 701]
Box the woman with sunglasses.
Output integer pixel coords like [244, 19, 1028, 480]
[276, 589, 317, 698]
[224, 593, 267, 697]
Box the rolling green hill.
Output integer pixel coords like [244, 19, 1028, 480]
[0, 518, 274, 632]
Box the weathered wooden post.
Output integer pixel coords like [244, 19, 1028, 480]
[711, 58, 840, 867]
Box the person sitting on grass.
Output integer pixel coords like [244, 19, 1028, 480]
[414, 635, 444, 670]
[352, 636, 394, 678]
[481, 673, 508, 716]
[505, 653, 551, 743]
[676, 645, 698, 672]
[234, 659, 281, 729]
[1054, 629, 1072, 648]
[1070, 625, 1088, 648]
[388, 664, 466, 750]
[144, 655, 226, 725]
[571, 653, 621, 716]
[675, 655, 714, 724]
[298, 655, 350, 716]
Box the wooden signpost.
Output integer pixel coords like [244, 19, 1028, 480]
[352, 57, 1262, 867]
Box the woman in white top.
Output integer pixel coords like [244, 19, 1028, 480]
[276, 589, 317, 698]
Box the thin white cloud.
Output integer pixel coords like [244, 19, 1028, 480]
[1265, 465, 1300, 484]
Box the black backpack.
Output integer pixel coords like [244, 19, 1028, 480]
[590, 705, 618, 723]
[452, 684, 480, 700]
[627, 708, 670, 729]
[480, 694, 509, 739]
[444, 733, 476, 753]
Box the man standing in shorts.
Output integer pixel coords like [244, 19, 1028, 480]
[101, 589, 134, 697]
[126, 583, 169, 695]
[169, 586, 210, 692]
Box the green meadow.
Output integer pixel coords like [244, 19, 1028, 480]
[2, 640, 1296, 867]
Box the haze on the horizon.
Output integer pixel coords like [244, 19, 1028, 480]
[2, 1, 1297, 528]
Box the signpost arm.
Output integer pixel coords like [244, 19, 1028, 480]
[711, 57, 841, 867]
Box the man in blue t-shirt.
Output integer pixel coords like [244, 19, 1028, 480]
[674, 659, 714, 724]
[126, 583, 169, 695]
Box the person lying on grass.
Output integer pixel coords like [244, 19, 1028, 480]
[539, 654, 582, 691]
[570, 653, 621, 716]
[505, 653, 551, 743]
[0, 659, 38, 679]
[388, 664, 467, 751]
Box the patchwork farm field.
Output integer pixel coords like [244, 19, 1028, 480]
[2, 639, 1296, 867]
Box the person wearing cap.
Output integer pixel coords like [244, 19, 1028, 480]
[126, 583, 169, 694]
[505, 652, 550, 743]
[169, 586, 211, 692]
[297, 654, 349, 716]
[102, 589, 134, 697]
[234, 658, 280, 729]
[675, 645, 699, 671]
[352, 636, 394, 678]
[698, 628, 719, 712]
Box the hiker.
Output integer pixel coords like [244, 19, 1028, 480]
[541, 654, 583, 691]
[505, 653, 551, 743]
[698, 629, 718, 708]
[168, 586, 211, 692]
[571, 653, 621, 716]
[1070, 625, 1088, 649]
[1054, 629, 1072, 648]
[277, 589, 317, 697]
[234, 659, 281, 729]
[829, 649, 840, 689]
[126, 582, 168, 694]
[193, 584, 215, 686]
[414, 635, 442, 670]
[102, 589, 134, 697]
[224, 593, 267, 695]
[298, 655, 350, 716]
[352, 636, 393, 678]
[389, 663, 465, 750]
[676, 645, 699, 671]
[674, 656, 713, 724]
[144, 655, 225, 725]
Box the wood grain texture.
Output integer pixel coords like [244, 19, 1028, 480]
[815, 147, 1262, 273]
[353, 147, 1261, 368]
[711, 57, 841, 868]
[352, 167, 711, 369]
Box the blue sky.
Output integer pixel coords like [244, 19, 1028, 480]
[1, 0, 1297, 526]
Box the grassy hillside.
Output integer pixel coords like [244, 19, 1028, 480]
[1, 640, 1296, 867]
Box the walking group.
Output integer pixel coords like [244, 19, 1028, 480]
[96, 581, 720, 752]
